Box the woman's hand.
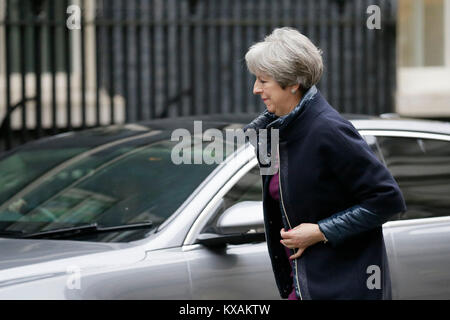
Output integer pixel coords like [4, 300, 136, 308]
[280, 223, 327, 260]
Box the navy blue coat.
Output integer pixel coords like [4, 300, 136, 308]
[245, 88, 406, 300]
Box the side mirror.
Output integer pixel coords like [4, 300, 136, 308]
[196, 201, 265, 248]
[217, 201, 264, 234]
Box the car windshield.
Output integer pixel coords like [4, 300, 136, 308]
[0, 135, 221, 242]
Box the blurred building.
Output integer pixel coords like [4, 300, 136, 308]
[397, 0, 450, 118]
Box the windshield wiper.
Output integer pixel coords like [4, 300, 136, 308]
[0, 230, 26, 238]
[20, 221, 154, 239]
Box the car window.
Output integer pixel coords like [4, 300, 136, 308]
[0, 138, 219, 242]
[0, 147, 88, 205]
[201, 165, 262, 235]
[361, 134, 402, 221]
[362, 135, 386, 166]
[377, 136, 450, 220]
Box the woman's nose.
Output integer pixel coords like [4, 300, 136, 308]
[253, 81, 263, 95]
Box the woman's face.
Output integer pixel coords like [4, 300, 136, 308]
[253, 74, 299, 117]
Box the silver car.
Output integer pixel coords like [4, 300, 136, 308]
[0, 115, 449, 299]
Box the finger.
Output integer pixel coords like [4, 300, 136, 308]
[289, 248, 304, 260]
[280, 240, 296, 249]
[280, 239, 295, 246]
[280, 229, 293, 239]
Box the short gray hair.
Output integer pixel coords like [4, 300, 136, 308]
[245, 27, 323, 90]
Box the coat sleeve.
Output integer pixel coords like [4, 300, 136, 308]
[316, 120, 407, 247]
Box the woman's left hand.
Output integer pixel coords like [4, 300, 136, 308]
[280, 223, 326, 260]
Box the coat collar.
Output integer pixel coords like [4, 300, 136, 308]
[266, 86, 330, 141]
[266, 85, 318, 132]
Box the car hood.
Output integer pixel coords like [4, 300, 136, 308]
[0, 238, 127, 270]
[0, 238, 145, 287]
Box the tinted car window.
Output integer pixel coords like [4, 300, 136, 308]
[0, 147, 88, 205]
[0, 139, 218, 242]
[361, 134, 401, 221]
[202, 165, 262, 234]
[377, 136, 450, 220]
[362, 135, 386, 166]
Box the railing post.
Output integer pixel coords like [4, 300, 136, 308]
[4, 0, 12, 150]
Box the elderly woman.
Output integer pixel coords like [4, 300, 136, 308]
[243, 27, 406, 300]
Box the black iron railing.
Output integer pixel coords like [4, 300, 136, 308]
[0, 0, 397, 152]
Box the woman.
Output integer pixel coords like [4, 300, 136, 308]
[243, 27, 406, 300]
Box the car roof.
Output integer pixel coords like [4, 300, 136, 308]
[129, 113, 450, 137]
[351, 119, 450, 136]
[10, 113, 450, 151]
[136, 112, 377, 126]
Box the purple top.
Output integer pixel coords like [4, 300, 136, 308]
[269, 172, 280, 201]
[269, 172, 298, 300]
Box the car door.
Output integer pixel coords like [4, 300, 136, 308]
[182, 164, 280, 299]
[367, 132, 450, 299]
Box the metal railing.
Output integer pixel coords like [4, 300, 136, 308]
[0, 0, 397, 152]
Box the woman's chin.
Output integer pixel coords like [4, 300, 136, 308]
[266, 105, 276, 114]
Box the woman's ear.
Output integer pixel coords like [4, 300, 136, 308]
[290, 83, 301, 94]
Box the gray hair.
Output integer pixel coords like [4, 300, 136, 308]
[245, 27, 323, 90]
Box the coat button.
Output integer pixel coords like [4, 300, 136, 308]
[274, 255, 278, 259]
[267, 152, 271, 157]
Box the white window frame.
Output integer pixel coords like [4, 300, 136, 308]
[396, 0, 450, 117]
